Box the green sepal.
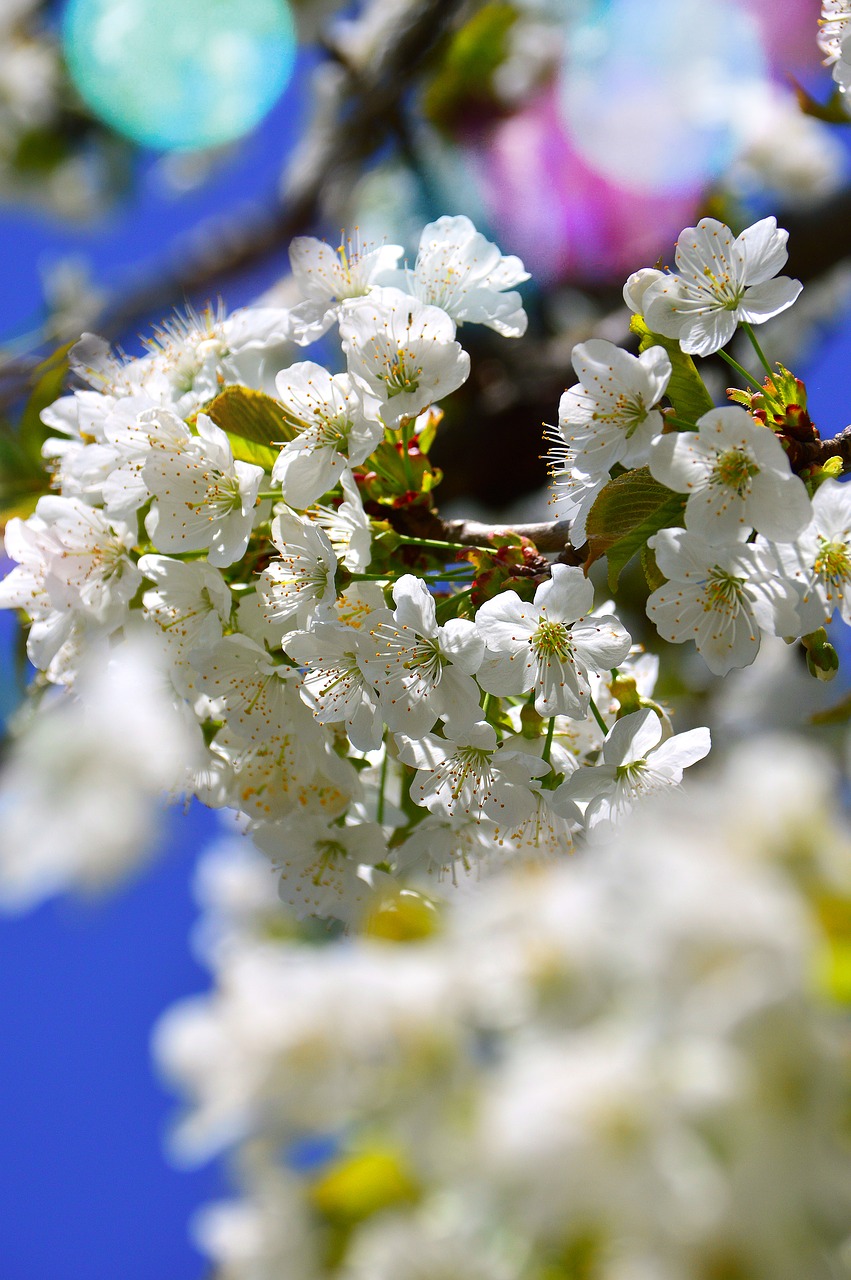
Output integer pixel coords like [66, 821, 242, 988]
[358, 439, 441, 502]
[630, 315, 714, 423]
[791, 78, 851, 124]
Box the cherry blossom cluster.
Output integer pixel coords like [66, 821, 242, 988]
[0, 214, 712, 920]
[155, 737, 851, 1280]
[548, 214, 851, 678]
[819, 0, 851, 91]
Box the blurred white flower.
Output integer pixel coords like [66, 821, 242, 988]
[0, 631, 202, 908]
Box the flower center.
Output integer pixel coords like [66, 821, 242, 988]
[596, 392, 647, 438]
[710, 447, 759, 495]
[442, 746, 494, 802]
[531, 618, 573, 662]
[704, 567, 747, 617]
[201, 473, 243, 518]
[312, 839, 348, 885]
[300, 413, 352, 453]
[814, 537, 851, 586]
[312, 654, 362, 699]
[403, 637, 445, 681]
[382, 348, 422, 399]
[615, 758, 647, 782]
[702, 265, 744, 310]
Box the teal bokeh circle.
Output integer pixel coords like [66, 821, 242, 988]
[62, 0, 297, 153]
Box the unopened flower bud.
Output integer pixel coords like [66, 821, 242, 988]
[803, 629, 840, 681]
[520, 702, 545, 738]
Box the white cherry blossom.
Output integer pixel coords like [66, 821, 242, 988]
[339, 287, 471, 428]
[395, 721, 546, 828]
[395, 814, 505, 888]
[252, 815, 386, 923]
[557, 338, 671, 474]
[271, 362, 384, 508]
[144, 416, 263, 568]
[138, 555, 233, 679]
[281, 232, 404, 345]
[257, 508, 338, 633]
[819, 1, 851, 86]
[646, 527, 802, 675]
[284, 620, 384, 753]
[206, 721, 351, 824]
[304, 470, 372, 571]
[381, 214, 529, 337]
[143, 303, 293, 413]
[554, 708, 710, 831]
[648, 406, 810, 543]
[764, 477, 851, 632]
[641, 217, 802, 356]
[622, 267, 666, 314]
[100, 404, 195, 518]
[32, 494, 140, 625]
[190, 634, 302, 741]
[0, 509, 61, 621]
[497, 788, 580, 860]
[544, 449, 606, 548]
[360, 574, 484, 738]
[476, 565, 632, 719]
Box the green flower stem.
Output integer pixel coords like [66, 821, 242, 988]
[664, 414, 699, 432]
[741, 322, 774, 379]
[717, 348, 758, 388]
[257, 491, 283, 501]
[541, 715, 556, 766]
[397, 536, 483, 555]
[348, 572, 393, 582]
[376, 742, 389, 826]
[435, 586, 473, 621]
[400, 417, 416, 490]
[589, 695, 609, 736]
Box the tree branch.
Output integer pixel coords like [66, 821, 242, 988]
[95, 0, 469, 339]
[440, 516, 578, 553]
[790, 425, 851, 471]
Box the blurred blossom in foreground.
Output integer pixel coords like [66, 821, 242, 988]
[156, 735, 851, 1280]
[0, 629, 203, 909]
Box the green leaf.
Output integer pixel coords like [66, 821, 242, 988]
[585, 466, 685, 590]
[630, 315, 714, 424]
[423, 2, 518, 128]
[810, 692, 851, 726]
[204, 386, 294, 470]
[19, 342, 74, 460]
